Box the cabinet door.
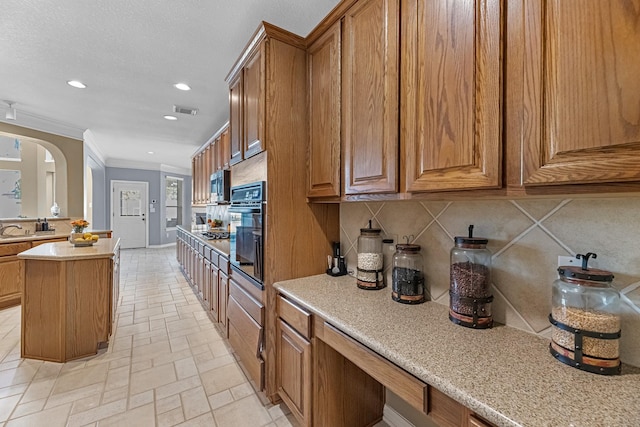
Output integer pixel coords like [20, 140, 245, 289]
[204, 145, 212, 203]
[191, 158, 197, 205]
[343, 0, 399, 194]
[210, 264, 219, 322]
[401, 0, 502, 192]
[221, 127, 231, 170]
[308, 21, 342, 198]
[243, 42, 266, 159]
[277, 319, 311, 426]
[0, 257, 23, 302]
[219, 271, 228, 329]
[229, 73, 244, 166]
[522, 0, 640, 186]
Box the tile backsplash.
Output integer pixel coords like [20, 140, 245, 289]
[340, 197, 640, 367]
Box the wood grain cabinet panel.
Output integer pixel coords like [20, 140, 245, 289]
[229, 73, 244, 166]
[220, 127, 231, 170]
[0, 257, 23, 308]
[343, 0, 399, 194]
[401, 0, 502, 192]
[307, 21, 342, 198]
[243, 43, 265, 160]
[277, 319, 312, 426]
[521, 0, 640, 186]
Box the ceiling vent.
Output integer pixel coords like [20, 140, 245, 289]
[173, 105, 199, 116]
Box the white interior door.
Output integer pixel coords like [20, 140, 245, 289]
[111, 180, 148, 249]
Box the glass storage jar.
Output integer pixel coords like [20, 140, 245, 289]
[549, 252, 621, 375]
[392, 239, 425, 304]
[357, 222, 384, 290]
[449, 225, 493, 329]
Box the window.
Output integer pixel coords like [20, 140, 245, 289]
[0, 170, 21, 217]
[165, 176, 183, 229]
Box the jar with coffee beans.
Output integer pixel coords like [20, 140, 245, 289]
[449, 225, 493, 329]
[392, 236, 425, 304]
[549, 252, 621, 375]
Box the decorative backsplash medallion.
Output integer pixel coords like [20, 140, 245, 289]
[340, 197, 640, 367]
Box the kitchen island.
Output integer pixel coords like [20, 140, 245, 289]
[18, 238, 120, 362]
[275, 274, 640, 427]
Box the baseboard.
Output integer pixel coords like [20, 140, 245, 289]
[383, 404, 415, 427]
[148, 242, 177, 248]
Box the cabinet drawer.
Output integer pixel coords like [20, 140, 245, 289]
[0, 242, 31, 257]
[428, 386, 466, 427]
[228, 295, 262, 354]
[277, 295, 311, 340]
[219, 256, 229, 274]
[229, 278, 264, 325]
[321, 322, 427, 413]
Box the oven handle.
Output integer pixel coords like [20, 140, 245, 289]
[228, 206, 261, 214]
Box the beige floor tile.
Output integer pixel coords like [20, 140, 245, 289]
[20, 378, 55, 404]
[174, 358, 198, 380]
[44, 383, 104, 409]
[200, 363, 246, 397]
[104, 366, 129, 391]
[212, 394, 271, 427]
[131, 359, 152, 373]
[0, 365, 38, 388]
[157, 406, 185, 427]
[128, 390, 153, 409]
[154, 375, 201, 401]
[11, 397, 46, 419]
[175, 411, 215, 427]
[32, 362, 63, 381]
[70, 393, 102, 415]
[129, 363, 177, 396]
[66, 398, 126, 427]
[5, 402, 71, 427]
[51, 363, 109, 396]
[156, 394, 181, 415]
[97, 402, 155, 427]
[0, 394, 21, 422]
[151, 349, 193, 369]
[181, 386, 210, 420]
[195, 354, 234, 375]
[207, 390, 233, 411]
[230, 383, 254, 401]
[102, 386, 129, 405]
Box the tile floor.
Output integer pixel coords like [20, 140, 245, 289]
[0, 246, 298, 427]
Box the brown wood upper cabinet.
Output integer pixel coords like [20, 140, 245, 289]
[343, 0, 399, 194]
[307, 21, 342, 198]
[520, 0, 640, 186]
[228, 40, 266, 165]
[401, 0, 502, 192]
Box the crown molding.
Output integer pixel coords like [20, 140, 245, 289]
[0, 110, 85, 140]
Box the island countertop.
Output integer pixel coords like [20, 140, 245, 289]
[18, 237, 120, 261]
[274, 274, 640, 427]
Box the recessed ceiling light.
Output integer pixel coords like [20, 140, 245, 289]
[67, 80, 86, 89]
[174, 83, 191, 91]
[147, 151, 154, 155]
[164, 115, 178, 121]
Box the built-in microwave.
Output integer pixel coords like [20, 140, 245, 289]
[210, 169, 230, 203]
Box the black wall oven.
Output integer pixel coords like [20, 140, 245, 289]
[228, 181, 265, 288]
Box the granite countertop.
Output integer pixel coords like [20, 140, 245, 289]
[274, 274, 640, 427]
[0, 230, 112, 244]
[178, 226, 230, 258]
[17, 238, 120, 261]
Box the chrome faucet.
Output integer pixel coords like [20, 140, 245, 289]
[0, 224, 22, 236]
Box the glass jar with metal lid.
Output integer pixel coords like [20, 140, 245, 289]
[549, 252, 621, 375]
[357, 220, 384, 290]
[392, 236, 425, 304]
[449, 225, 493, 329]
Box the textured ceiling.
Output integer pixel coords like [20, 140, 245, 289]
[0, 0, 340, 172]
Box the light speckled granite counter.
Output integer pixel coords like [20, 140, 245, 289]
[274, 274, 640, 427]
[18, 238, 120, 261]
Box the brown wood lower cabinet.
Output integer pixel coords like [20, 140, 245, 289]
[0, 242, 30, 309]
[275, 291, 497, 427]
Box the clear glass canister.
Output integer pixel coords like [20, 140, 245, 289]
[449, 225, 493, 329]
[357, 225, 384, 290]
[392, 243, 425, 304]
[549, 252, 621, 375]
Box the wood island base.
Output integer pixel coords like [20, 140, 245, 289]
[18, 239, 120, 363]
